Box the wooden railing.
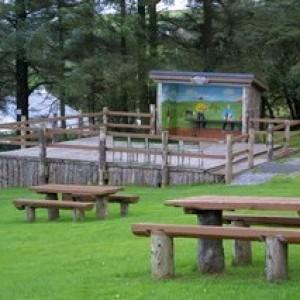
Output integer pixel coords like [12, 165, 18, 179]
[250, 118, 300, 161]
[2, 114, 299, 186]
[15, 126, 228, 187]
[0, 105, 156, 149]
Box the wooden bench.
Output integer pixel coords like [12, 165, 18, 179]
[107, 194, 139, 217]
[222, 215, 300, 265]
[67, 193, 140, 217]
[13, 199, 94, 222]
[223, 215, 300, 227]
[132, 223, 300, 282]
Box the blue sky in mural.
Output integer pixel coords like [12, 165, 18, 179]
[162, 83, 243, 102]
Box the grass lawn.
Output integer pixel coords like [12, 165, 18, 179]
[1, 176, 300, 300]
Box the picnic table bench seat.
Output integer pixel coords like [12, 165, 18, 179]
[223, 215, 300, 227]
[13, 199, 94, 222]
[66, 193, 140, 217]
[132, 223, 300, 282]
[107, 194, 139, 216]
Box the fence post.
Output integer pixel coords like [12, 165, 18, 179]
[150, 104, 156, 135]
[52, 113, 58, 129]
[225, 134, 233, 184]
[38, 128, 48, 184]
[284, 120, 291, 154]
[78, 110, 84, 129]
[267, 124, 274, 161]
[248, 128, 255, 168]
[98, 126, 107, 185]
[145, 137, 150, 163]
[50, 113, 58, 143]
[102, 107, 108, 131]
[161, 130, 169, 187]
[136, 107, 141, 128]
[20, 115, 27, 149]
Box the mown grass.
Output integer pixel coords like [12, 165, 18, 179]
[1, 176, 300, 300]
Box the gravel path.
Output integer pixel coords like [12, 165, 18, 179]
[231, 158, 300, 185]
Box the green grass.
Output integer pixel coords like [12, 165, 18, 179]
[2, 177, 300, 299]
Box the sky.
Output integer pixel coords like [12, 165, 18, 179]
[157, 0, 189, 11]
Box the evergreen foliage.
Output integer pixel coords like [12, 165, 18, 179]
[0, 0, 299, 118]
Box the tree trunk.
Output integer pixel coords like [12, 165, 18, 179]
[148, 1, 158, 59]
[87, 0, 97, 116]
[201, 0, 214, 71]
[137, 0, 148, 112]
[58, 0, 66, 128]
[15, 0, 29, 121]
[120, 0, 128, 111]
[261, 95, 274, 118]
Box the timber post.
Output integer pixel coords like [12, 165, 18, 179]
[284, 120, 291, 154]
[248, 128, 255, 168]
[267, 124, 274, 161]
[225, 134, 233, 184]
[151, 230, 174, 279]
[232, 221, 252, 266]
[51, 113, 58, 143]
[38, 128, 48, 184]
[197, 211, 225, 274]
[161, 130, 169, 187]
[136, 107, 141, 128]
[78, 110, 84, 129]
[52, 113, 58, 129]
[98, 126, 107, 185]
[265, 236, 288, 282]
[102, 107, 108, 131]
[150, 104, 156, 135]
[20, 115, 27, 149]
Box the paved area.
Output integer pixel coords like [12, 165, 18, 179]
[0, 135, 268, 171]
[232, 158, 300, 185]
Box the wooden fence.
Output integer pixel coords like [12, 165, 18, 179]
[0, 113, 299, 186]
[250, 118, 300, 161]
[0, 105, 156, 148]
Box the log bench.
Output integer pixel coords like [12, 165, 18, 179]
[13, 199, 94, 222]
[132, 223, 300, 282]
[223, 215, 300, 227]
[107, 194, 139, 217]
[223, 215, 300, 265]
[66, 193, 140, 217]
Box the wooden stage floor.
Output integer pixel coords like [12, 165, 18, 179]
[0, 136, 268, 172]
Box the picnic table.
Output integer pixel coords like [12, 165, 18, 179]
[165, 195, 300, 274]
[31, 184, 123, 219]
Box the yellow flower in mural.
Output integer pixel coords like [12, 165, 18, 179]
[195, 102, 208, 112]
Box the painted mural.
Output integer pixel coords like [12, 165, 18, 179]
[161, 83, 243, 130]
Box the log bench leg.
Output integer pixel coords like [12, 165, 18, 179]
[265, 237, 288, 282]
[151, 231, 174, 279]
[26, 206, 35, 222]
[72, 208, 85, 222]
[197, 211, 224, 274]
[95, 196, 108, 219]
[120, 202, 129, 217]
[46, 193, 60, 221]
[232, 221, 252, 266]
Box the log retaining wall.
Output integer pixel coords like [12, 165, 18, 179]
[0, 156, 224, 188]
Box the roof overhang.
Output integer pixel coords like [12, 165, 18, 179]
[149, 70, 267, 91]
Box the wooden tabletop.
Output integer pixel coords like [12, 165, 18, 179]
[165, 195, 300, 212]
[31, 184, 123, 196]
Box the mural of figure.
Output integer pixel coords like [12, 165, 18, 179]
[222, 104, 234, 130]
[197, 111, 206, 128]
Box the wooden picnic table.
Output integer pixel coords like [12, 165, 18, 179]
[31, 184, 123, 219]
[165, 195, 300, 274]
